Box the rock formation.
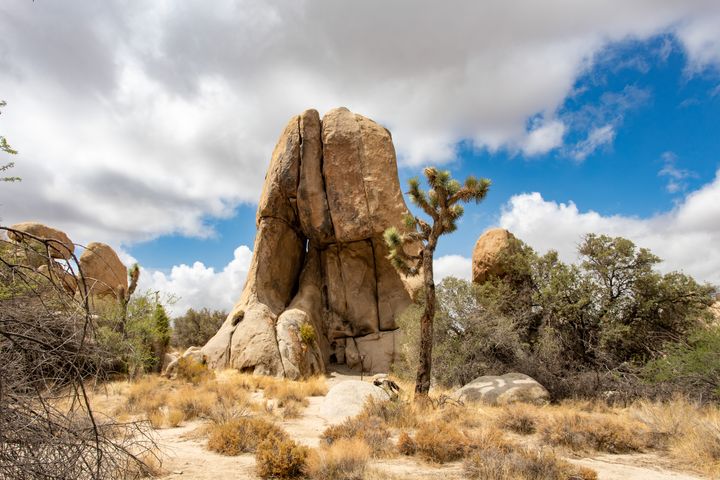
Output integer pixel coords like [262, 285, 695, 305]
[202, 108, 415, 378]
[6, 223, 128, 301]
[78, 242, 129, 299]
[471, 228, 521, 284]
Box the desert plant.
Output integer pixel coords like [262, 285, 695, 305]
[207, 417, 287, 455]
[306, 438, 370, 480]
[538, 410, 646, 453]
[384, 167, 490, 397]
[321, 415, 392, 457]
[176, 356, 213, 385]
[255, 435, 308, 479]
[0, 227, 157, 479]
[413, 420, 472, 463]
[171, 307, 226, 348]
[397, 432, 416, 456]
[497, 404, 539, 435]
[464, 447, 597, 480]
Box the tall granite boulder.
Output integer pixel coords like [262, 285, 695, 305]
[78, 242, 129, 300]
[202, 108, 416, 378]
[472, 228, 522, 284]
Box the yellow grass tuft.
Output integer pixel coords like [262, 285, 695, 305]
[306, 438, 370, 480]
[255, 435, 308, 479]
[207, 417, 287, 455]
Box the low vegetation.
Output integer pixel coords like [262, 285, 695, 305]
[208, 417, 287, 455]
[395, 233, 716, 402]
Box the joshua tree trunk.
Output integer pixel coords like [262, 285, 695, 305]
[415, 243, 436, 396]
[415, 228, 439, 397]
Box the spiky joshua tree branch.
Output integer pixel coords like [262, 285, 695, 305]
[384, 167, 490, 398]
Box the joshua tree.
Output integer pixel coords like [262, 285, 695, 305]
[384, 167, 490, 398]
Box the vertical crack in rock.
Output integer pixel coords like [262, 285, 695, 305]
[202, 107, 418, 377]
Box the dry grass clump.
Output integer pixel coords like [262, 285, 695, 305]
[397, 432, 416, 456]
[169, 386, 216, 420]
[123, 376, 172, 414]
[305, 438, 370, 480]
[497, 403, 540, 435]
[322, 415, 392, 457]
[361, 396, 420, 429]
[464, 447, 597, 480]
[255, 435, 308, 479]
[412, 419, 486, 463]
[632, 398, 720, 477]
[207, 416, 287, 455]
[176, 356, 214, 384]
[263, 376, 328, 407]
[538, 410, 646, 453]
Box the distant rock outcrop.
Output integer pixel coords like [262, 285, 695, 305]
[202, 108, 416, 378]
[79, 242, 129, 299]
[6, 223, 128, 301]
[471, 228, 521, 284]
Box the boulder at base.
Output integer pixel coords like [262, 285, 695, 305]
[453, 373, 549, 405]
[320, 380, 389, 424]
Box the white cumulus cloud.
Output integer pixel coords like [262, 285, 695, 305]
[137, 245, 253, 316]
[499, 169, 720, 287]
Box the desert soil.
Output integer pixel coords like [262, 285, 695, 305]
[131, 370, 707, 480]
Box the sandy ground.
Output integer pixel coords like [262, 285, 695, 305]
[103, 369, 706, 480]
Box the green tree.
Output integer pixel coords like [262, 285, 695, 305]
[384, 167, 490, 397]
[1, 100, 20, 183]
[172, 307, 227, 348]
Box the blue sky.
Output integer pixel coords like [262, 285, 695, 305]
[1, 2, 719, 314]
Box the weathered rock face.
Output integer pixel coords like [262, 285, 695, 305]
[453, 373, 550, 405]
[472, 228, 521, 284]
[202, 108, 415, 378]
[8, 222, 75, 260]
[78, 242, 129, 299]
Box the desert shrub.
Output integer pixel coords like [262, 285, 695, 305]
[176, 356, 213, 384]
[306, 438, 370, 480]
[207, 417, 287, 455]
[263, 376, 327, 407]
[169, 386, 216, 420]
[255, 436, 308, 479]
[299, 321, 316, 346]
[538, 410, 646, 453]
[397, 432, 416, 456]
[632, 398, 720, 476]
[147, 408, 165, 429]
[643, 325, 720, 400]
[167, 408, 185, 427]
[0, 229, 157, 478]
[123, 376, 171, 414]
[171, 307, 226, 349]
[497, 404, 539, 435]
[394, 233, 715, 401]
[95, 291, 176, 377]
[361, 396, 419, 429]
[464, 447, 597, 480]
[322, 416, 391, 457]
[413, 420, 470, 463]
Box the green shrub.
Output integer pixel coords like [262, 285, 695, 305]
[171, 308, 226, 348]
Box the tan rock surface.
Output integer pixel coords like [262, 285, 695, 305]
[78, 242, 128, 299]
[203, 108, 414, 377]
[8, 221, 74, 260]
[472, 228, 519, 284]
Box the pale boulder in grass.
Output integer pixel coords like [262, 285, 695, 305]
[453, 373, 550, 405]
[320, 380, 390, 424]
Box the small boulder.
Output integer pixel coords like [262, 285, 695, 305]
[320, 380, 389, 424]
[453, 373, 549, 405]
[163, 346, 206, 378]
[471, 228, 520, 284]
[8, 222, 74, 260]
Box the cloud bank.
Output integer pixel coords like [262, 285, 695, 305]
[1, 1, 720, 247]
